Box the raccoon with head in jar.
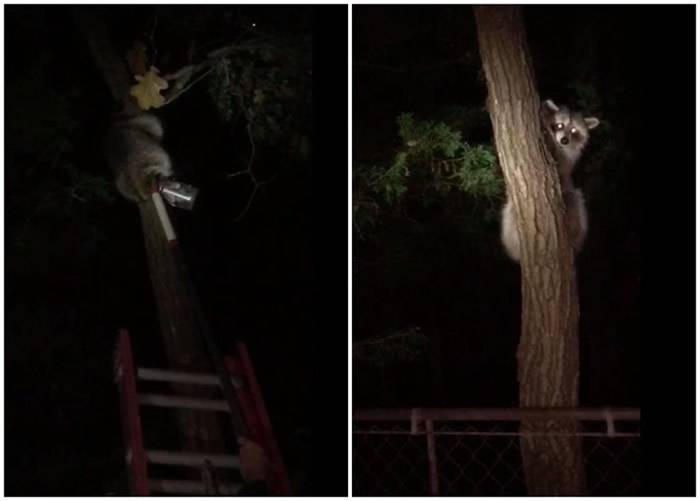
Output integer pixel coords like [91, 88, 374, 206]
[104, 112, 173, 203]
[500, 99, 599, 263]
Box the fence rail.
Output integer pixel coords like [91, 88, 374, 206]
[353, 407, 640, 496]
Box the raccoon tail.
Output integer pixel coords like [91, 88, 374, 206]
[500, 199, 521, 262]
[501, 189, 588, 262]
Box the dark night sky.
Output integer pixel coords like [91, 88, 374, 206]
[352, 6, 652, 409]
[351, 6, 697, 495]
[5, 5, 347, 496]
[3, 3, 697, 497]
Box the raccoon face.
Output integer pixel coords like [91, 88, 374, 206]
[541, 99, 599, 159]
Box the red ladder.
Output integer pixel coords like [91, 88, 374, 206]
[115, 329, 292, 495]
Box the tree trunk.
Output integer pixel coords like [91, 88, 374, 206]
[138, 202, 227, 454]
[73, 7, 226, 457]
[474, 6, 586, 495]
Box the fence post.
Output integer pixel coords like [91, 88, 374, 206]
[425, 419, 439, 495]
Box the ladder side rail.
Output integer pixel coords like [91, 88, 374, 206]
[225, 358, 266, 441]
[117, 329, 150, 495]
[231, 342, 293, 495]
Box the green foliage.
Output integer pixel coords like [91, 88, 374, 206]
[382, 153, 410, 205]
[353, 327, 428, 367]
[352, 166, 382, 238]
[453, 145, 500, 197]
[397, 113, 463, 158]
[207, 36, 312, 161]
[353, 113, 503, 238]
[209, 58, 234, 122]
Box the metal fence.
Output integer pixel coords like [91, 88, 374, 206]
[353, 407, 640, 496]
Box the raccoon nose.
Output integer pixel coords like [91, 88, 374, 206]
[560, 137, 569, 145]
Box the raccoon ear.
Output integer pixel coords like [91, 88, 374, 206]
[584, 117, 600, 130]
[542, 99, 559, 112]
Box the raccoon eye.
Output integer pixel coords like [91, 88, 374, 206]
[555, 123, 564, 130]
[570, 127, 577, 134]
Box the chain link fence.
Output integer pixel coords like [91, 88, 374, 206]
[353, 408, 640, 496]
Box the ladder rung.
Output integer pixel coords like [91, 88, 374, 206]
[138, 394, 230, 412]
[148, 478, 240, 495]
[136, 367, 243, 388]
[137, 368, 221, 386]
[145, 449, 240, 468]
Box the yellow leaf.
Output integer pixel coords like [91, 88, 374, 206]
[129, 66, 170, 110]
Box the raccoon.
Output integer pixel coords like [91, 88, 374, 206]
[540, 99, 600, 189]
[105, 113, 173, 203]
[500, 99, 599, 262]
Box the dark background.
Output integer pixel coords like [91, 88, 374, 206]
[353, 5, 643, 408]
[3, 4, 696, 497]
[5, 5, 347, 495]
[352, 4, 695, 495]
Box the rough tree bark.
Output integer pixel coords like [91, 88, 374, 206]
[473, 6, 586, 495]
[72, 7, 226, 457]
